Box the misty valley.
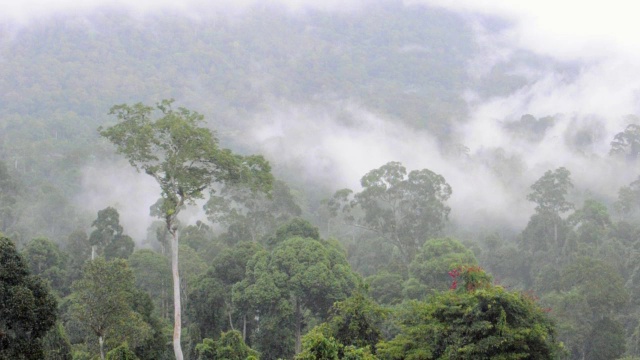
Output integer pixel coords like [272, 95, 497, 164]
[2, 1, 640, 360]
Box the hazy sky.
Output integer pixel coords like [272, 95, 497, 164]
[418, 0, 640, 61]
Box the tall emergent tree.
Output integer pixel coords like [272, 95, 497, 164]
[523, 167, 573, 257]
[330, 161, 452, 264]
[89, 207, 135, 260]
[99, 100, 273, 360]
[610, 123, 640, 161]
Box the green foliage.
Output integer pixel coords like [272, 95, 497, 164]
[320, 289, 387, 354]
[180, 221, 215, 254]
[69, 258, 152, 357]
[378, 267, 562, 360]
[0, 161, 19, 235]
[42, 322, 73, 360]
[343, 346, 377, 360]
[408, 237, 478, 296]
[295, 328, 340, 360]
[178, 243, 207, 288]
[269, 237, 360, 317]
[129, 289, 170, 360]
[89, 207, 134, 260]
[188, 241, 264, 342]
[479, 233, 530, 289]
[195, 330, 259, 360]
[100, 100, 273, 359]
[584, 318, 625, 360]
[187, 274, 226, 341]
[22, 236, 68, 295]
[106, 343, 139, 360]
[70, 349, 92, 360]
[15, 184, 82, 247]
[336, 161, 452, 263]
[610, 123, 640, 160]
[538, 257, 628, 360]
[127, 249, 172, 319]
[568, 199, 612, 248]
[615, 176, 640, 218]
[296, 328, 378, 360]
[527, 167, 574, 216]
[560, 257, 628, 316]
[64, 229, 92, 285]
[521, 212, 570, 255]
[235, 235, 360, 359]
[214, 242, 264, 287]
[365, 271, 404, 305]
[6, 8, 640, 360]
[206, 179, 302, 244]
[100, 100, 273, 224]
[521, 167, 574, 273]
[0, 234, 58, 359]
[269, 218, 321, 247]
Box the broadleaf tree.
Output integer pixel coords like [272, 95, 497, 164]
[22, 237, 68, 295]
[205, 179, 302, 244]
[524, 167, 574, 259]
[234, 227, 360, 358]
[378, 266, 564, 359]
[70, 258, 152, 360]
[99, 99, 273, 360]
[330, 161, 452, 264]
[89, 207, 135, 260]
[610, 123, 640, 161]
[0, 234, 57, 359]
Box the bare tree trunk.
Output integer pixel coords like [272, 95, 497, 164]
[243, 314, 247, 342]
[99, 335, 105, 360]
[171, 229, 184, 360]
[228, 307, 235, 331]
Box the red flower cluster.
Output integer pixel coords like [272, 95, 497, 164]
[448, 269, 460, 290]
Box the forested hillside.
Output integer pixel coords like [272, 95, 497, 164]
[1, 1, 639, 359]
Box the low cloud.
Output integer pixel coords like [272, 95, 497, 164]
[408, 0, 640, 61]
[78, 161, 161, 241]
[247, 102, 542, 230]
[64, 0, 640, 238]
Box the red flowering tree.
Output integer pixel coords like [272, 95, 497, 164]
[378, 267, 564, 359]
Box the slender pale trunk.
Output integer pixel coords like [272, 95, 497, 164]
[242, 314, 247, 342]
[228, 307, 235, 331]
[171, 229, 184, 360]
[99, 335, 105, 360]
[295, 298, 302, 354]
